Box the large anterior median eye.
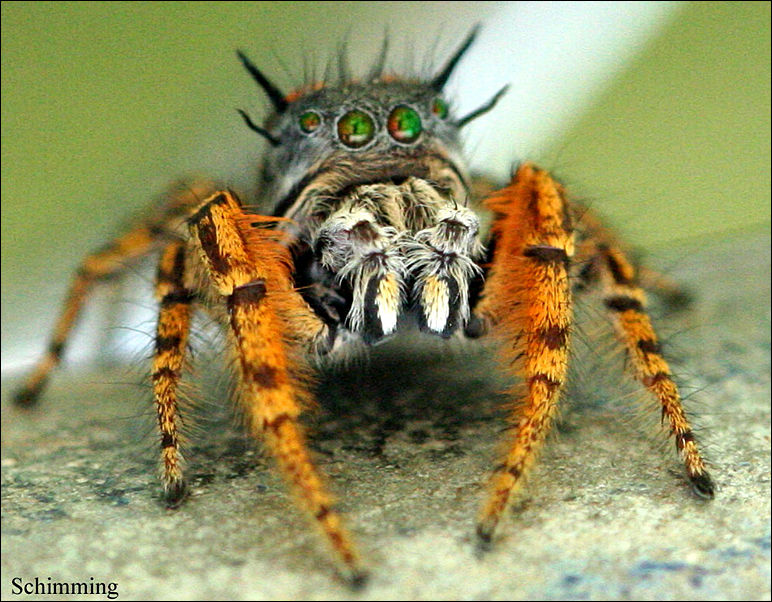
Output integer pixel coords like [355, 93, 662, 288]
[337, 110, 375, 148]
[387, 106, 422, 143]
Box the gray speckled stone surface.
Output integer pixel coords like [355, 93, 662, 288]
[2, 232, 770, 600]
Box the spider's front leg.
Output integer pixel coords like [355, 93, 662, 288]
[470, 164, 715, 546]
[470, 163, 575, 543]
[186, 191, 365, 585]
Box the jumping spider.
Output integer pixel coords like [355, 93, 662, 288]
[14, 29, 715, 585]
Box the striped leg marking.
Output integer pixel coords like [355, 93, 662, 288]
[188, 191, 366, 584]
[153, 241, 194, 506]
[13, 226, 160, 406]
[473, 164, 575, 543]
[598, 244, 715, 498]
[12, 182, 211, 407]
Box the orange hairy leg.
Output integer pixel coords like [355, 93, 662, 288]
[571, 215, 715, 497]
[13, 182, 212, 406]
[187, 191, 365, 585]
[473, 163, 575, 543]
[152, 240, 195, 505]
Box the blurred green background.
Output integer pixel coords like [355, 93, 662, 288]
[2, 1, 770, 368]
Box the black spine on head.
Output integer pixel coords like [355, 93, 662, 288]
[237, 109, 281, 146]
[431, 25, 481, 91]
[456, 85, 510, 127]
[237, 50, 288, 114]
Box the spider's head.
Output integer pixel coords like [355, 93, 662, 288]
[237, 28, 508, 219]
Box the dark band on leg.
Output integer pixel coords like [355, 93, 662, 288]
[523, 245, 569, 267]
[228, 280, 267, 310]
[604, 295, 644, 313]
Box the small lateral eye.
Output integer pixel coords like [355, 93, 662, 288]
[299, 111, 321, 133]
[337, 110, 375, 148]
[387, 105, 422, 144]
[431, 97, 449, 120]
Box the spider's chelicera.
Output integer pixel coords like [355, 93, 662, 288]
[14, 28, 715, 586]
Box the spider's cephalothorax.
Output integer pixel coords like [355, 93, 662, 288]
[13, 28, 715, 587]
[237, 36, 505, 346]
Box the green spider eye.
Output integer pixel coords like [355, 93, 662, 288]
[431, 97, 449, 120]
[387, 105, 422, 144]
[298, 111, 321, 133]
[337, 110, 375, 148]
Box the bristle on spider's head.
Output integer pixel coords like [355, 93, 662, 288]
[456, 84, 510, 128]
[336, 38, 352, 84]
[366, 35, 390, 81]
[431, 25, 481, 91]
[237, 49, 289, 114]
[237, 109, 282, 146]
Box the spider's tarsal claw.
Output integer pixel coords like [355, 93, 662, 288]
[164, 478, 188, 509]
[12, 382, 45, 407]
[474, 539, 493, 559]
[344, 568, 370, 590]
[690, 472, 716, 500]
[475, 520, 496, 556]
